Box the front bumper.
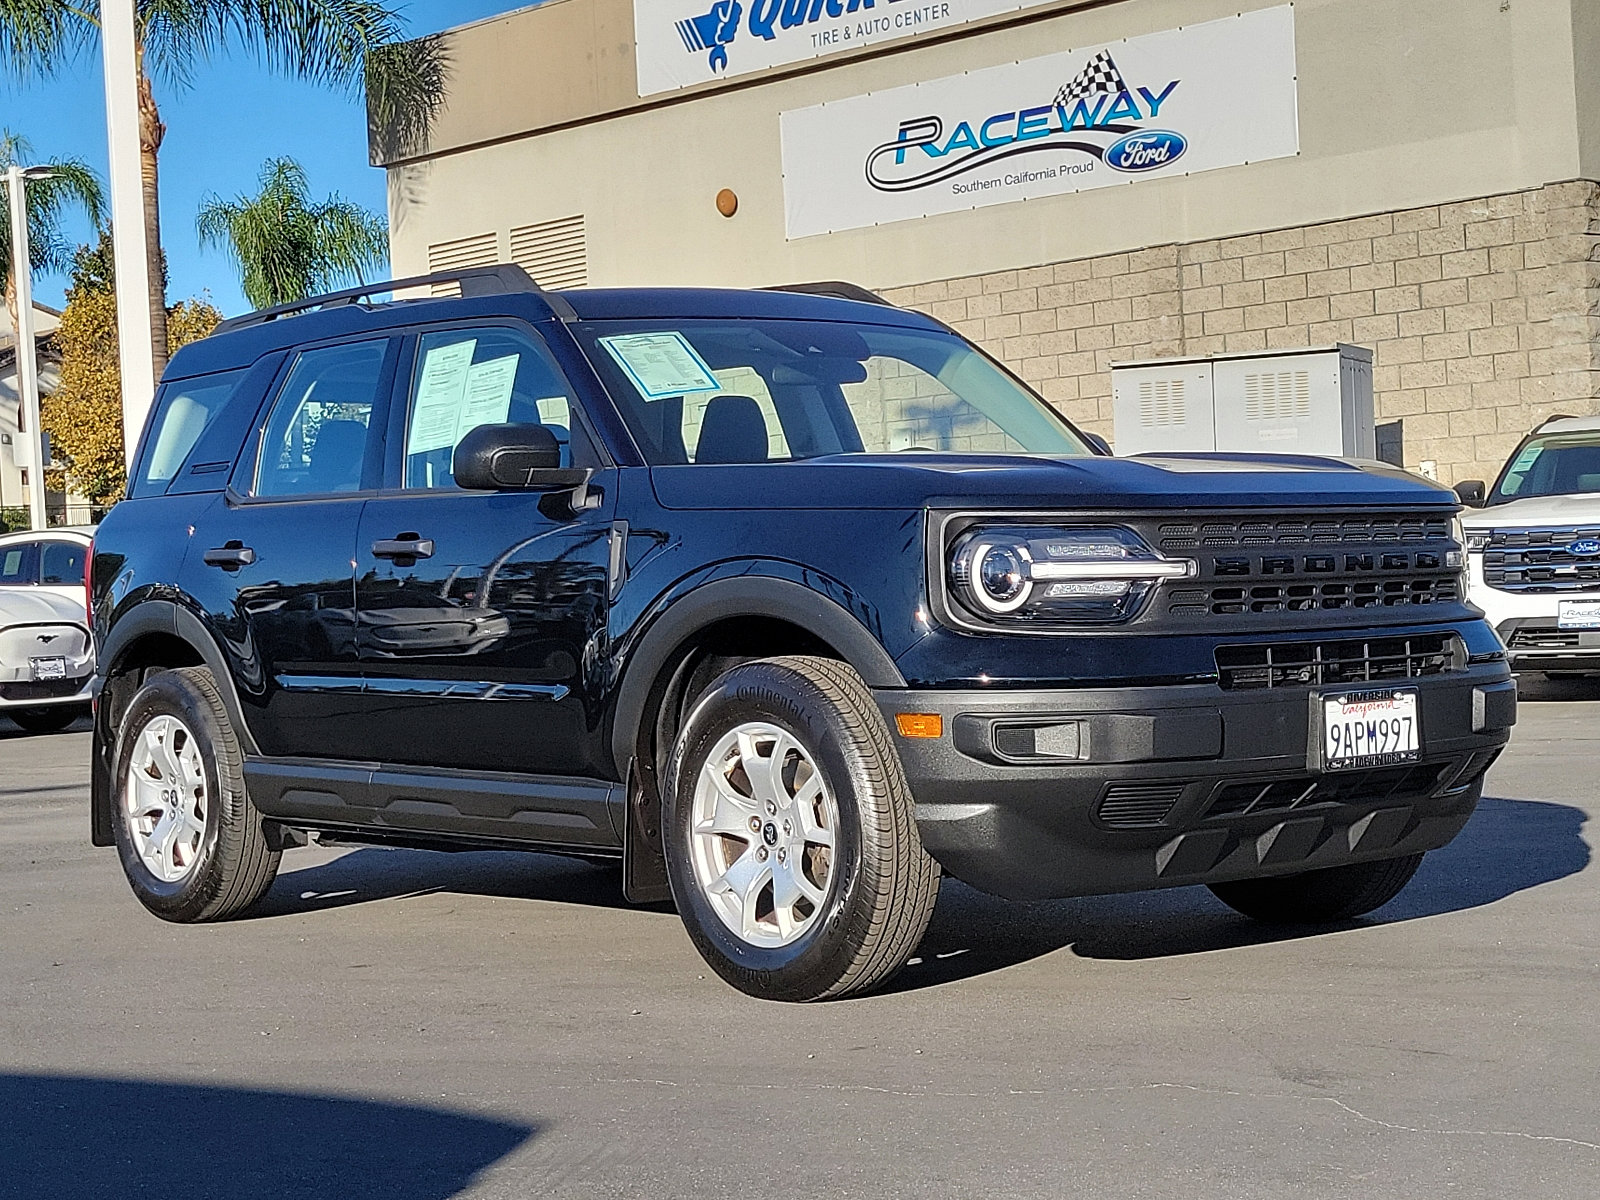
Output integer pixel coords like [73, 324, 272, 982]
[1466, 552, 1600, 671]
[875, 662, 1515, 900]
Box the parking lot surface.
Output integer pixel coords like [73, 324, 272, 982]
[1, 689, 1595, 1200]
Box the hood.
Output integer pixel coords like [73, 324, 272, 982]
[649, 452, 1455, 511]
[1461, 492, 1600, 529]
[0, 587, 86, 627]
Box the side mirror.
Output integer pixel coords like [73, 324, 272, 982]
[454, 424, 587, 493]
[1084, 432, 1113, 456]
[1453, 479, 1487, 506]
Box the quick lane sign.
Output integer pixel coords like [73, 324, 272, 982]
[779, 6, 1299, 238]
[634, 0, 1059, 97]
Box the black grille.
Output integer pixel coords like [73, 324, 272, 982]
[1097, 782, 1186, 828]
[1482, 527, 1600, 592]
[1157, 515, 1451, 551]
[1506, 626, 1582, 650]
[1215, 634, 1459, 690]
[0, 677, 88, 702]
[1172, 576, 1460, 617]
[1207, 763, 1449, 818]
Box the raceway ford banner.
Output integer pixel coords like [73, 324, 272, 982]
[779, 5, 1300, 238]
[634, 0, 1059, 96]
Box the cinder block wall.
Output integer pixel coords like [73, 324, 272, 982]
[881, 180, 1600, 484]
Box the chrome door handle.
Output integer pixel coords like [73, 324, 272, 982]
[372, 537, 435, 561]
[203, 543, 256, 569]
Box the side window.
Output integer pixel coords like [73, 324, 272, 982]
[403, 326, 587, 490]
[39, 541, 84, 585]
[0, 542, 39, 586]
[253, 341, 389, 498]
[132, 369, 247, 497]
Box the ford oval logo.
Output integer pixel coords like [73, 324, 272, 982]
[1567, 538, 1600, 556]
[1105, 130, 1187, 173]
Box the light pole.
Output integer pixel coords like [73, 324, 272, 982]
[100, 0, 159, 472]
[5, 162, 53, 531]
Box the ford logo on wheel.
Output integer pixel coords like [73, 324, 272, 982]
[1105, 130, 1187, 173]
[1567, 538, 1600, 556]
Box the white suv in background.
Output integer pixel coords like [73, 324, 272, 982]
[1457, 415, 1600, 677]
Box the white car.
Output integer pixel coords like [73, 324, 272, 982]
[1458, 414, 1600, 676]
[0, 527, 94, 733]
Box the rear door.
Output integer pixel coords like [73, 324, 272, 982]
[180, 338, 398, 759]
[352, 320, 616, 777]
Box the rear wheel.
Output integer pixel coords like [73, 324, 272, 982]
[8, 705, 84, 734]
[110, 666, 280, 923]
[664, 656, 939, 1001]
[1208, 853, 1425, 924]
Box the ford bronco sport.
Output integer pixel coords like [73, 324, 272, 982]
[89, 266, 1516, 1001]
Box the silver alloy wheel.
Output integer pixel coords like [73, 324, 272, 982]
[124, 714, 209, 884]
[689, 721, 839, 947]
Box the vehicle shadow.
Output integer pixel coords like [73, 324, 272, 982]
[1509, 672, 1600, 702]
[0, 713, 91, 739]
[0, 1073, 533, 1200]
[883, 795, 1590, 992]
[257, 847, 672, 919]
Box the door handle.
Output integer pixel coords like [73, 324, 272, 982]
[203, 543, 256, 569]
[372, 536, 435, 561]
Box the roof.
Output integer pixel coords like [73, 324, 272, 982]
[1532, 414, 1600, 436]
[169, 279, 941, 378]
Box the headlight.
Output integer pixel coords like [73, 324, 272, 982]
[948, 525, 1194, 626]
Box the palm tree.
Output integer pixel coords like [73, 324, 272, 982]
[0, 131, 105, 336]
[0, 2, 445, 375]
[197, 157, 387, 309]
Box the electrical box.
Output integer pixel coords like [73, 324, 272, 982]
[1111, 345, 1375, 459]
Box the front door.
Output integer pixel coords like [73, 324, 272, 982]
[353, 322, 615, 777]
[180, 338, 395, 759]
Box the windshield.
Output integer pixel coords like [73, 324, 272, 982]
[1489, 432, 1600, 503]
[573, 319, 1090, 464]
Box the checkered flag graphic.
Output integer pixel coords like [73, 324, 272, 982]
[1052, 49, 1128, 109]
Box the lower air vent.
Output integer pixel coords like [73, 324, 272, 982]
[1098, 782, 1186, 828]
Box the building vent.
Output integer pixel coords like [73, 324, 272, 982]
[1243, 369, 1312, 422]
[510, 215, 587, 290]
[427, 232, 499, 295]
[1138, 378, 1186, 428]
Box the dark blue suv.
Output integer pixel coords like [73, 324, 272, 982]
[88, 267, 1516, 1000]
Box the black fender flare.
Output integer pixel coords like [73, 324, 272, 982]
[91, 599, 258, 846]
[607, 574, 905, 782]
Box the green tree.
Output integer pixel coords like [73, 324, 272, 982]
[0, 129, 104, 334]
[0, 2, 445, 374]
[42, 225, 218, 504]
[197, 157, 387, 309]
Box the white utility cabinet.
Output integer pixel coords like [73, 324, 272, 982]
[1110, 345, 1374, 458]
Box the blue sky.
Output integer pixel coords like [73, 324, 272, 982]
[5, 1, 521, 315]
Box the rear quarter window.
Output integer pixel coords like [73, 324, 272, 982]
[131, 370, 248, 498]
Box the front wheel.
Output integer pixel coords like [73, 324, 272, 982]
[110, 666, 280, 923]
[664, 656, 939, 1001]
[1208, 852, 1425, 924]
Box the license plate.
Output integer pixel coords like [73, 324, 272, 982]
[29, 656, 66, 681]
[1557, 599, 1600, 630]
[1320, 688, 1420, 771]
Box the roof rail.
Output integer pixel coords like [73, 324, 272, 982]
[766, 280, 897, 307]
[212, 264, 558, 335]
[1533, 413, 1581, 431]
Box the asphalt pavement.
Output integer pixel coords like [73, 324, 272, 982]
[1, 687, 1595, 1200]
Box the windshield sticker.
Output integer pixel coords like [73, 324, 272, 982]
[1508, 445, 1542, 475]
[600, 332, 722, 400]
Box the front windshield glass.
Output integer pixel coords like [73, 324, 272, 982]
[573, 319, 1089, 464]
[1490, 432, 1600, 503]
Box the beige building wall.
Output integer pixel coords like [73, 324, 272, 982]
[383, 0, 1600, 483]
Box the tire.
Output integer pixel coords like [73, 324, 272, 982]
[110, 666, 280, 923]
[8, 705, 84, 734]
[1208, 852, 1425, 924]
[663, 655, 939, 1001]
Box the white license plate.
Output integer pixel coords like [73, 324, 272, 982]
[1557, 600, 1600, 630]
[29, 656, 66, 681]
[1321, 689, 1420, 771]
